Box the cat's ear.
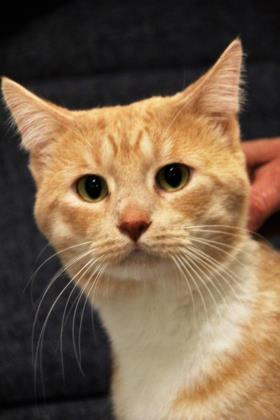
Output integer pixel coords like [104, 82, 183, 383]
[175, 39, 244, 119]
[1, 77, 72, 154]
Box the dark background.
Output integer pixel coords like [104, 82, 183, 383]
[0, 1, 279, 419]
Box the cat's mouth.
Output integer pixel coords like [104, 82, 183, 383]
[123, 245, 147, 261]
[121, 243, 158, 264]
[129, 247, 149, 260]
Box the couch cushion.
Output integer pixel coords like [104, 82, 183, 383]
[1, 0, 279, 81]
[1, 397, 113, 420]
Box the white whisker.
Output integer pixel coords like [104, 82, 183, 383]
[181, 249, 225, 321]
[189, 236, 251, 272]
[71, 258, 105, 372]
[59, 255, 103, 380]
[176, 254, 209, 326]
[78, 261, 107, 365]
[33, 249, 93, 397]
[183, 245, 243, 303]
[171, 255, 196, 318]
[32, 248, 93, 364]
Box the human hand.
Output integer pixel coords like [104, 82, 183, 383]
[242, 138, 280, 232]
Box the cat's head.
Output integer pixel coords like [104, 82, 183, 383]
[2, 39, 249, 288]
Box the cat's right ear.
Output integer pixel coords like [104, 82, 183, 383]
[1, 77, 72, 154]
[171, 39, 244, 121]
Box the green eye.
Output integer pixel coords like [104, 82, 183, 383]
[77, 175, 108, 202]
[156, 163, 190, 192]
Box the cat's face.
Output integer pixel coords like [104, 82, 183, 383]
[2, 39, 249, 287]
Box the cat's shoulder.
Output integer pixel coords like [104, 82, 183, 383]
[257, 239, 280, 270]
[255, 238, 280, 295]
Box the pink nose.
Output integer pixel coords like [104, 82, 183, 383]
[119, 219, 151, 242]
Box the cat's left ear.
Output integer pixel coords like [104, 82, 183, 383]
[175, 39, 244, 120]
[1, 77, 72, 154]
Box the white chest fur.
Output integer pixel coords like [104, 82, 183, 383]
[93, 241, 258, 420]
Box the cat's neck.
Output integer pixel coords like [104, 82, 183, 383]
[92, 237, 259, 416]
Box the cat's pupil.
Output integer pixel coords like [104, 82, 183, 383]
[164, 164, 182, 188]
[85, 175, 102, 199]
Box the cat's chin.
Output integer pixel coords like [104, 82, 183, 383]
[121, 247, 156, 264]
[105, 245, 171, 282]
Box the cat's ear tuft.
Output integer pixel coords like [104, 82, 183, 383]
[179, 39, 244, 118]
[1, 77, 71, 153]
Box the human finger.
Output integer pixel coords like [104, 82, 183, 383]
[242, 138, 280, 168]
[247, 158, 280, 231]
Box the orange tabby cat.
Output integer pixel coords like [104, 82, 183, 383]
[2, 39, 280, 419]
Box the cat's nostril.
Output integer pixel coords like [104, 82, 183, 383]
[118, 220, 151, 242]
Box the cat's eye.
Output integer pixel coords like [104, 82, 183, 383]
[76, 175, 108, 202]
[156, 163, 190, 192]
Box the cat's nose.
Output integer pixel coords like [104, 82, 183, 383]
[119, 220, 151, 242]
[118, 207, 151, 242]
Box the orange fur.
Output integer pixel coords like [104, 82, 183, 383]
[172, 245, 280, 420]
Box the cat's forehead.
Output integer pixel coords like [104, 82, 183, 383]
[70, 104, 175, 170]
[57, 101, 227, 178]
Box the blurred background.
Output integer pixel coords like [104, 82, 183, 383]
[0, 1, 279, 419]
